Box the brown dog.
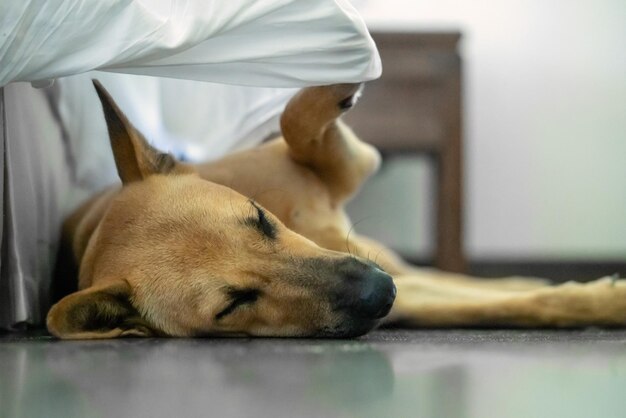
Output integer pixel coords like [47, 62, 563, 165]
[47, 81, 626, 339]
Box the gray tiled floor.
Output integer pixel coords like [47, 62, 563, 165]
[2, 329, 626, 418]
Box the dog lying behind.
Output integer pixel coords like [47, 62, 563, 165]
[47, 81, 626, 339]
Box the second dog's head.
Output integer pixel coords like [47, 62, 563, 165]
[46, 81, 395, 339]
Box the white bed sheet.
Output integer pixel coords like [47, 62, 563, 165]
[0, 0, 380, 88]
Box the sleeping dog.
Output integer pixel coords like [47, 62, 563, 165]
[47, 81, 626, 339]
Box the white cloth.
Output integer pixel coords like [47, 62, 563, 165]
[0, 0, 380, 88]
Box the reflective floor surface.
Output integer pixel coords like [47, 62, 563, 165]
[2, 329, 626, 418]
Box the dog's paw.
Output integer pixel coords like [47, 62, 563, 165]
[540, 276, 626, 326]
[334, 83, 364, 111]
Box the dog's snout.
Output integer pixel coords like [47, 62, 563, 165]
[334, 258, 396, 320]
[354, 267, 396, 319]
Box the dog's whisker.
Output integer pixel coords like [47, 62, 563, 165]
[227, 193, 243, 224]
[345, 224, 356, 258]
[345, 216, 376, 259]
[373, 249, 383, 266]
[229, 193, 255, 226]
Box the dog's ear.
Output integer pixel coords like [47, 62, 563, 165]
[92, 79, 191, 184]
[46, 281, 155, 339]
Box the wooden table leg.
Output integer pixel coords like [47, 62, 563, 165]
[435, 59, 466, 273]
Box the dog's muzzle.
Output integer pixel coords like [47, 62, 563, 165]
[353, 266, 396, 319]
[331, 258, 396, 321]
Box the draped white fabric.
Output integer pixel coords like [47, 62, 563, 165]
[0, 0, 380, 88]
[0, 0, 380, 329]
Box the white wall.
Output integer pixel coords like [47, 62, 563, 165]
[351, 0, 626, 260]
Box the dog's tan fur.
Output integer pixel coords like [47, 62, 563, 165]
[47, 82, 626, 339]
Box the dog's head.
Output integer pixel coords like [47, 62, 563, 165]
[46, 81, 395, 339]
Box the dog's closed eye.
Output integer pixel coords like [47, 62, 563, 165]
[215, 288, 260, 320]
[245, 201, 277, 239]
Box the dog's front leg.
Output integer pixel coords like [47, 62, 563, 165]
[384, 275, 626, 328]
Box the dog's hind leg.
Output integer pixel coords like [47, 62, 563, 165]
[280, 84, 381, 203]
[385, 275, 626, 328]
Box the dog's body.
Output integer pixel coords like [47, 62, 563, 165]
[47, 82, 626, 339]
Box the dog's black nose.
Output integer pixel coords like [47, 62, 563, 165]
[334, 258, 396, 320]
[354, 267, 396, 319]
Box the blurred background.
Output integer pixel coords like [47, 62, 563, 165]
[346, 0, 626, 279]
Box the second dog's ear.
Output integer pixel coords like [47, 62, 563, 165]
[92, 80, 190, 184]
